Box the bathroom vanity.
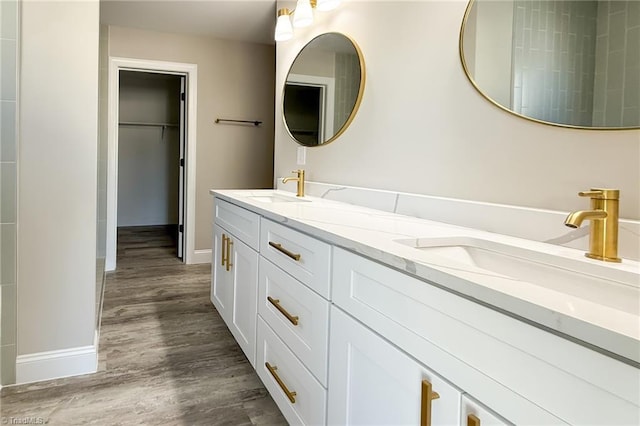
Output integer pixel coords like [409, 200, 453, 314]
[209, 189, 639, 426]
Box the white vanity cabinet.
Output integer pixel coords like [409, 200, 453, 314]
[328, 306, 461, 426]
[210, 192, 639, 426]
[211, 199, 260, 366]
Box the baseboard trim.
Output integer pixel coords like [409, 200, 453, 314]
[191, 249, 212, 264]
[16, 344, 97, 385]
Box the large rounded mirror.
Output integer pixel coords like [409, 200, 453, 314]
[460, 0, 639, 129]
[283, 33, 365, 146]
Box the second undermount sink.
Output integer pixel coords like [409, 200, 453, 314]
[247, 194, 310, 203]
[394, 236, 639, 315]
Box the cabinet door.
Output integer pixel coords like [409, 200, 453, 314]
[227, 234, 259, 367]
[211, 225, 232, 324]
[461, 395, 511, 426]
[328, 306, 461, 426]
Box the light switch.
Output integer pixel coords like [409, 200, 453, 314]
[297, 146, 307, 165]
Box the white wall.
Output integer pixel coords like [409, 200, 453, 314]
[117, 71, 181, 227]
[275, 1, 640, 220]
[108, 26, 275, 250]
[18, 1, 98, 356]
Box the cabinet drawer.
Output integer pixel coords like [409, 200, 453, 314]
[461, 394, 511, 426]
[256, 317, 327, 426]
[260, 218, 331, 298]
[258, 257, 330, 386]
[214, 197, 260, 250]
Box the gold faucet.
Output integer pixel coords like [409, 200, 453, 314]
[564, 188, 620, 262]
[282, 169, 305, 197]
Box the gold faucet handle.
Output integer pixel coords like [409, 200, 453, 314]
[578, 190, 603, 198]
[579, 188, 619, 200]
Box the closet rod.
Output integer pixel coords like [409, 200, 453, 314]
[119, 122, 179, 127]
[215, 118, 262, 126]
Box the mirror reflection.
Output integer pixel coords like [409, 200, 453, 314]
[461, 0, 639, 129]
[283, 33, 365, 146]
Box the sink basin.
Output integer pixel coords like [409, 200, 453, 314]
[394, 236, 639, 315]
[247, 194, 310, 203]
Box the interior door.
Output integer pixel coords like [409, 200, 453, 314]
[177, 75, 186, 259]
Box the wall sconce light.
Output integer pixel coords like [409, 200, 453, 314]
[274, 0, 341, 41]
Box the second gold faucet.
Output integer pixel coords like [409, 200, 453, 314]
[282, 169, 305, 197]
[564, 188, 620, 262]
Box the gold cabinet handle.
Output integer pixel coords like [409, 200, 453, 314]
[267, 296, 299, 326]
[226, 238, 233, 271]
[420, 379, 440, 426]
[265, 362, 297, 403]
[268, 241, 301, 261]
[221, 234, 227, 266]
[467, 414, 480, 426]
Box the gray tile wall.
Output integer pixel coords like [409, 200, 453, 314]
[512, 0, 598, 126]
[96, 25, 108, 328]
[593, 0, 640, 126]
[334, 52, 361, 135]
[0, 0, 18, 386]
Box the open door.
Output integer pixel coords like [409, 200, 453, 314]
[177, 75, 186, 260]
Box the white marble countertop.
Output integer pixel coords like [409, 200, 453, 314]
[211, 189, 640, 365]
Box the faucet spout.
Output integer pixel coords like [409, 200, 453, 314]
[282, 176, 297, 184]
[564, 209, 607, 228]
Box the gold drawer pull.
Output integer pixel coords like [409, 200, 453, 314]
[226, 238, 233, 271]
[268, 241, 301, 261]
[467, 414, 481, 426]
[221, 234, 227, 266]
[420, 379, 440, 426]
[267, 296, 299, 326]
[265, 362, 297, 403]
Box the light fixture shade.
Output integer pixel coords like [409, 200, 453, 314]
[316, 0, 341, 11]
[275, 9, 293, 41]
[293, 0, 314, 28]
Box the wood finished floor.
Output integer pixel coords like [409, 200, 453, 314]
[0, 226, 287, 425]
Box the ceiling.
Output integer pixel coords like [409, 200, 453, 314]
[100, 0, 278, 45]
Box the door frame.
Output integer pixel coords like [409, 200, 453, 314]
[286, 73, 335, 144]
[106, 57, 198, 270]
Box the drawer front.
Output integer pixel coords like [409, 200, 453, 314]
[258, 257, 330, 386]
[214, 197, 260, 250]
[260, 218, 331, 298]
[461, 394, 511, 426]
[256, 317, 327, 426]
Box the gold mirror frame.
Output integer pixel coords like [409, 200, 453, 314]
[282, 32, 366, 146]
[459, 0, 639, 131]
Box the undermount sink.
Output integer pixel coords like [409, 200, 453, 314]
[247, 194, 310, 203]
[394, 236, 639, 315]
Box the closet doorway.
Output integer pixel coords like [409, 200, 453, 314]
[107, 58, 198, 271]
[118, 71, 185, 259]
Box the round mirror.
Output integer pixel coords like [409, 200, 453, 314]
[460, 0, 639, 130]
[283, 33, 366, 146]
